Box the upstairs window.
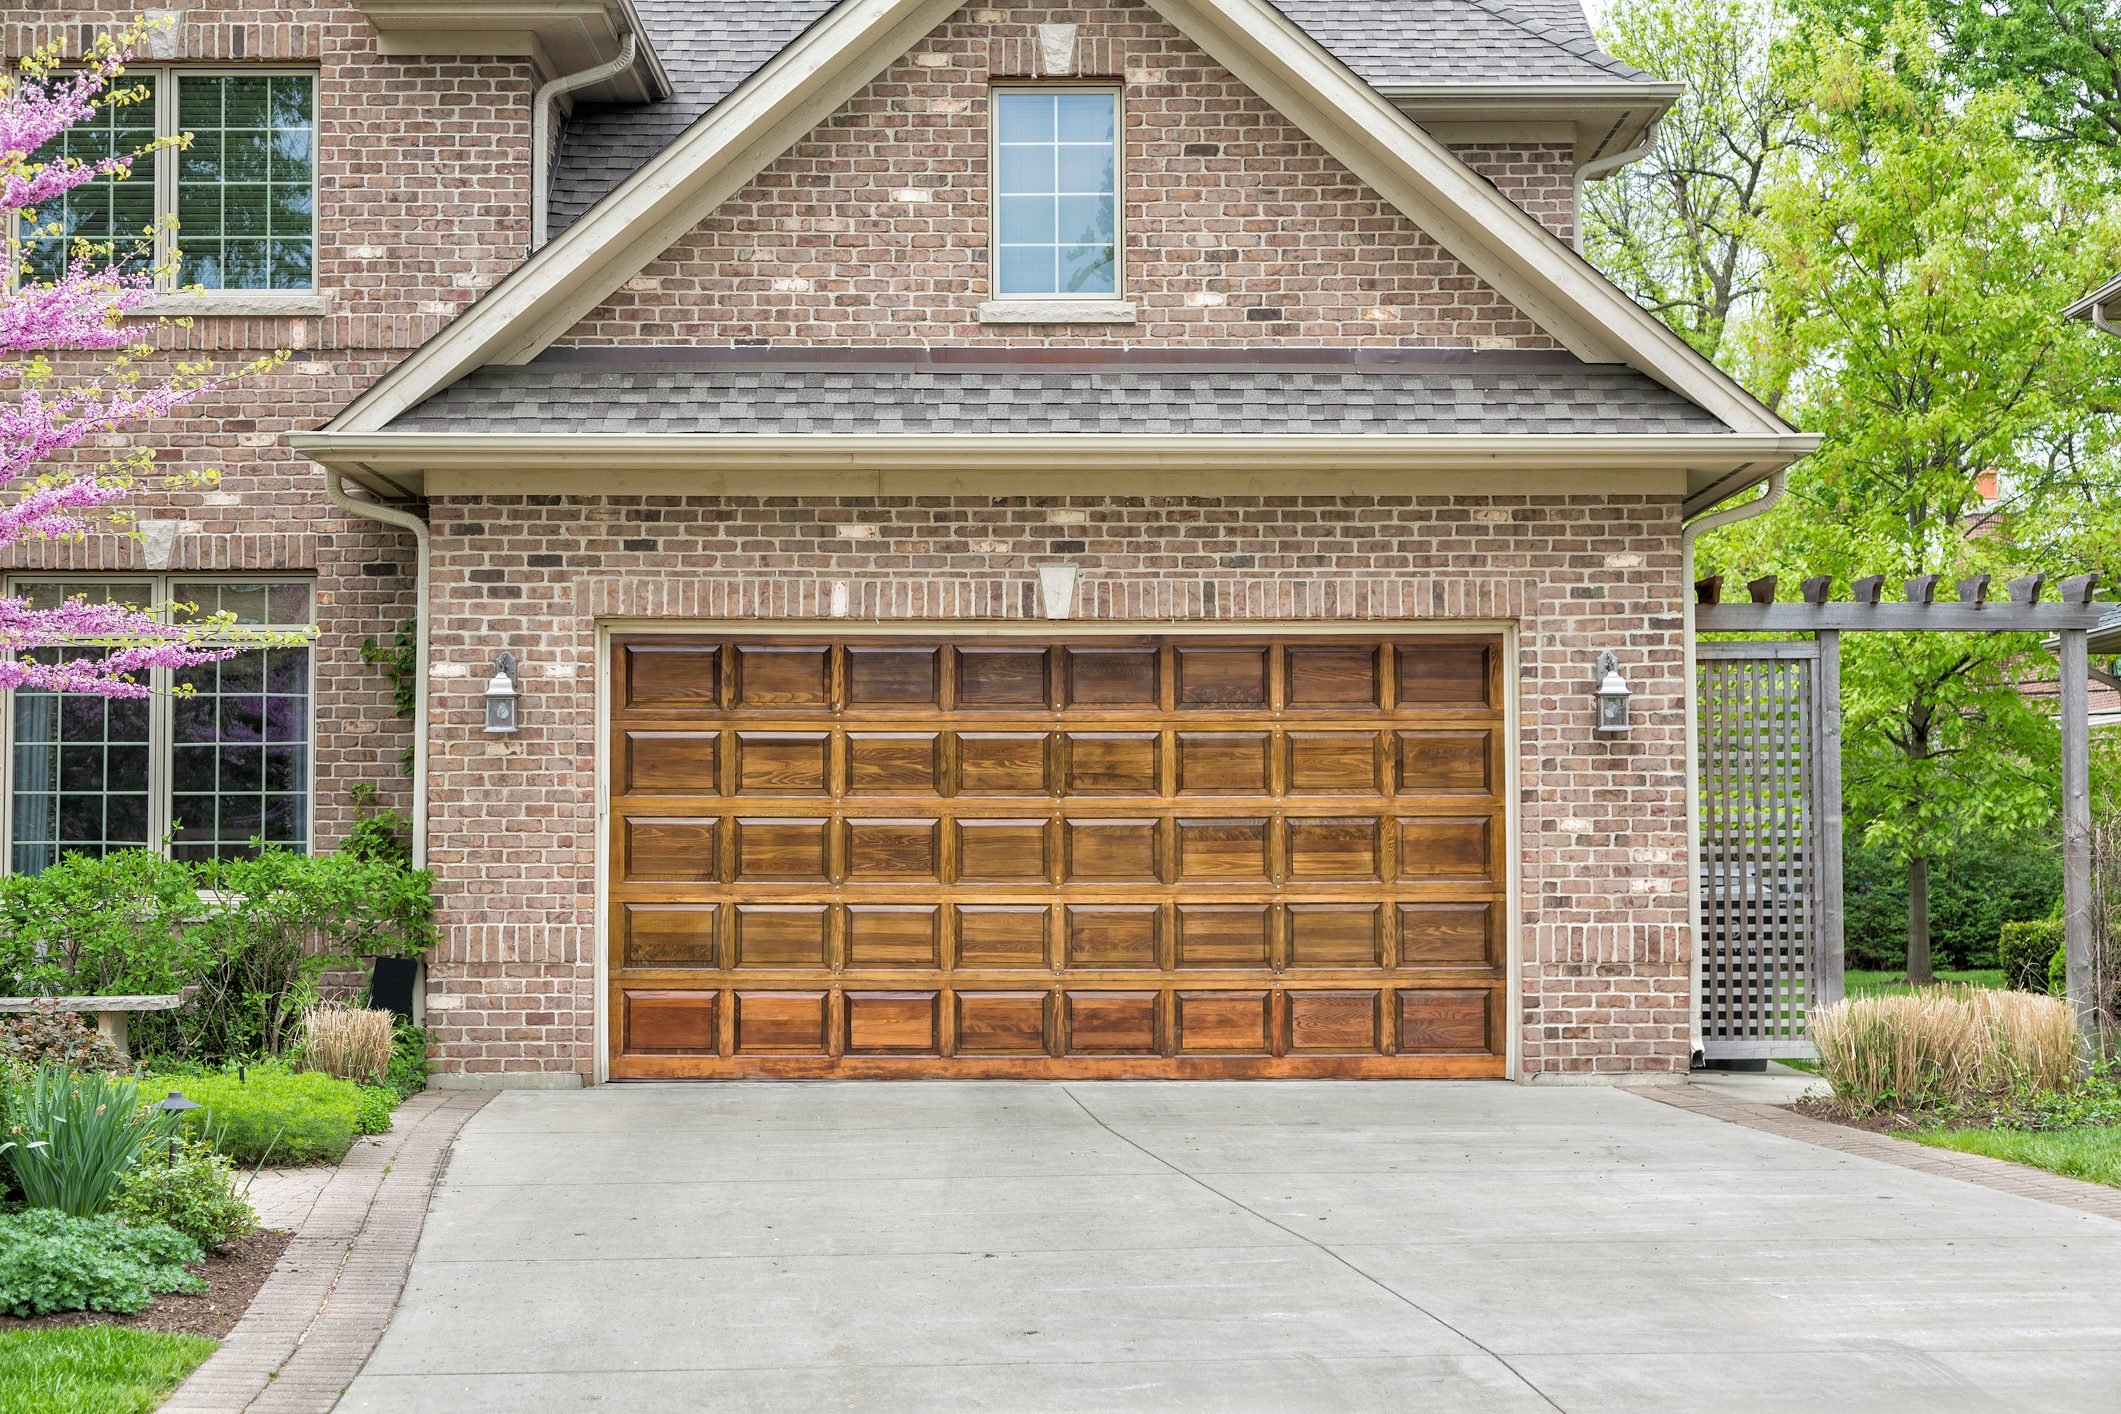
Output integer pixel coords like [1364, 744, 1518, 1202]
[993, 88, 1118, 297]
[20, 71, 316, 292]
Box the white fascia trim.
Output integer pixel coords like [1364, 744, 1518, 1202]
[290, 430, 1822, 476]
[1146, 0, 1792, 435]
[327, 0, 963, 434]
[1375, 82, 1686, 104]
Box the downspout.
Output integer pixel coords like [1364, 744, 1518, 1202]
[1679, 469, 1787, 1064]
[1572, 117, 1660, 253]
[531, 34, 638, 251]
[324, 470, 430, 871]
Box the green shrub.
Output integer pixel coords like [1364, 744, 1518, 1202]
[384, 1023, 430, 1102]
[0, 850, 209, 997]
[2051, 942, 2068, 996]
[111, 1138, 256, 1251]
[135, 847, 437, 1065]
[1999, 918, 2065, 993]
[1844, 833, 2061, 970]
[0, 1003, 124, 1073]
[150, 1061, 359, 1166]
[351, 1085, 393, 1137]
[4, 1069, 179, 1217]
[0, 1210, 203, 1317]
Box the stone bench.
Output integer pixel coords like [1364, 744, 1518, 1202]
[0, 990, 196, 1061]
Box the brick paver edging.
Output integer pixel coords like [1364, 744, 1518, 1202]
[1627, 1083, 2121, 1223]
[164, 1089, 493, 1413]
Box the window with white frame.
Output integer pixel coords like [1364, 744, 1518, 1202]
[21, 71, 317, 292]
[993, 88, 1119, 297]
[6, 578, 315, 874]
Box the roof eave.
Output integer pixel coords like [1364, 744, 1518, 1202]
[2064, 272, 2121, 322]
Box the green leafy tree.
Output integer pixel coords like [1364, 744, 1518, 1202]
[1706, 16, 2121, 982]
[1585, 0, 1804, 387]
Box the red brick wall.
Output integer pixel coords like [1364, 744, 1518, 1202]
[561, 0, 1566, 349]
[0, 4, 534, 845]
[1448, 143, 1576, 248]
[422, 494, 1693, 1082]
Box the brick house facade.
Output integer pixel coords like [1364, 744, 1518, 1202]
[7, 0, 1811, 1085]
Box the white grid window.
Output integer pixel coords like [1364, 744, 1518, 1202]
[5, 578, 315, 873]
[994, 89, 1118, 297]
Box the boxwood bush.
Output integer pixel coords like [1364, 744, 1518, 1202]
[1999, 918, 2065, 994]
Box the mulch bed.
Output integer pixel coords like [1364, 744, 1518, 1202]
[0, 1228, 291, 1340]
[1787, 1096, 1914, 1134]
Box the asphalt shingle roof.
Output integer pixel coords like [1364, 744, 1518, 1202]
[393, 353, 1730, 436]
[547, 0, 1645, 237]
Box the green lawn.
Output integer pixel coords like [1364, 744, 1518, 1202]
[1844, 967, 2006, 998]
[0, 1328, 216, 1414]
[1910, 1126, 2121, 1189]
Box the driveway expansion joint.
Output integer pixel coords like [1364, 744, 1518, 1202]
[1625, 1082, 2121, 1223]
[162, 1089, 492, 1414]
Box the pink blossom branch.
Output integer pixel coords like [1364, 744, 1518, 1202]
[0, 597, 237, 696]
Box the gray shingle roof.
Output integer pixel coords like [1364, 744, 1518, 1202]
[548, 0, 1645, 237]
[392, 352, 1729, 436]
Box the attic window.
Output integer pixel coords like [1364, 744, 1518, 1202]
[993, 88, 1118, 297]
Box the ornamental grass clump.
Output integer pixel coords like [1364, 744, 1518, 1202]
[1810, 985, 2079, 1117]
[299, 1003, 394, 1087]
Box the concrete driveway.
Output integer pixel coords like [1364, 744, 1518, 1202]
[339, 1082, 2121, 1413]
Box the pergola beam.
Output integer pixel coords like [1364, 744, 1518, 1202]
[1695, 604, 2109, 632]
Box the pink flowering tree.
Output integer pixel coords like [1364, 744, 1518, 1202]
[0, 26, 273, 696]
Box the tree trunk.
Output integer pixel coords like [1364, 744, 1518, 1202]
[1906, 853, 1934, 986]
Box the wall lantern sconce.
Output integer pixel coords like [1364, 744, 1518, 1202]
[1593, 651, 1632, 736]
[483, 652, 522, 735]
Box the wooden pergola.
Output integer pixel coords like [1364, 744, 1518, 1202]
[1695, 571, 2108, 1046]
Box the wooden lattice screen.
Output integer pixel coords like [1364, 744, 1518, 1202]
[1697, 642, 1838, 1059]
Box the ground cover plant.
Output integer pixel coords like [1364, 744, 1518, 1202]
[0, 1326, 216, 1414]
[0, 1212, 202, 1319]
[146, 1059, 364, 1166]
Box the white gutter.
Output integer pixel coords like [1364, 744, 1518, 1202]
[531, 33, 638, 251]
[2095, 300, 2121, 340]
[324, 471, 431, 871]
[1679, 468, 1787, 1064]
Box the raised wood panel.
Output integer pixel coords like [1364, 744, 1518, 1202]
[610, 633, 1510, 1080]
[845, 992, 939, 1054]
[622, 644, 719, 709]
[734, 991, 829, 1053]
[623, 991, 718, 1055]
[1398, 988, 1494, 1054]
[625, 818, 718, 883]
[1067, 992, 1159, 1053]
[1287, 991, 1378, 1054]
[731, 905, 829, 969]
[1398, 817, 1494, 883]
[622, 732, 719, 796]
[956, 992, 1049, 1053]
[1176, 991, 1270, 1054]
[620, 904, 718, 969]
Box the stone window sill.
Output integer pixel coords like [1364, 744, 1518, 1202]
[137, 291, 332, 318]
[977, 299, 1138, 326]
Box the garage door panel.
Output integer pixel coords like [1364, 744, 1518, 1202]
[846, 646, 940, 708]
[1064, 646, 1158, 707]
[731, 905, 831, 969]
[734, 731, 832, 795]
[622, 731, 721, 796]
[1066, 992, 1160, 1053]
[953, 905, 1051, 967]
[1176, 732, 1271, 794]
[956, 733, 1050, 794]
[846, 905, 940, 967]
[611, 633, 1509, 1080]
[1285, 644, 1382, 708]
[625, 817, 719, 882]
[1176, 645, 1268, 708]
[848, 732, 940, 794]
[735, 991, 829, 1053]
[1066, 906, 1160, 968]
[620, 903, 720, 969]
[735, 644, 831, 708]
[956, 992, 1050, 1054]
[1177, 991, 1271, 1054]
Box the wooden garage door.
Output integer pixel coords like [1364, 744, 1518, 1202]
[607, 633, 1508, 1079]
